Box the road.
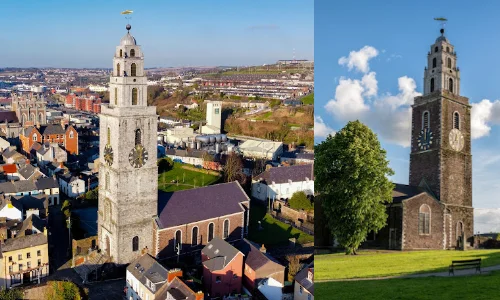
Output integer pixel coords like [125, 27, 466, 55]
[48, 205, 71, 273]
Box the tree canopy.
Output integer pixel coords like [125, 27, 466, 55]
[289, 191, 313, 211]
[315, 120, 394, 254]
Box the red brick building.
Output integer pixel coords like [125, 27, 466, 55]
[153, 182, 250, 260]
[201, 237, 244, 298]
[20, 124, 79, 155]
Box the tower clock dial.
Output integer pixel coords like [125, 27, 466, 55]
[449, 128, 464, 151]
[417, 128, 433, 150]
[104, 144, 114, 166]
[129, 144, 148, 168]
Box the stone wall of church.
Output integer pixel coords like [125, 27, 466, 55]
[447, 205, 474, 248]
[155, 212, 245, 259]
[402, 194, 444, 250]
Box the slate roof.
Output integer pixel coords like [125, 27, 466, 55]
[202, 237, 242, 272]
[295, 262, 314, 295]
[157, 181, 249, 229]
[255, 164, 314, 184]
[0, 178, 57, 194]
[14, 194, 48, 212]
[39, 124, 66, 135]
[36, 177, 58, 190]
[156, 276, 199, 300]
[0, 111, 19, 124]
[17, 214, 46, 237]
[18, 164, 38, 179]
[127, 253, 169, 294]
[59, 173, 81, 184]
[1, 233, 47, 252]
[0, 195, 23, 212]
[2, 149, 22, 159]
[234, 239, 284, 273]
[392, 184, 427, 204]
[281, 152, 314, 160]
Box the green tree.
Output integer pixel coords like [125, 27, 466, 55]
[289, 191, 313, 211]
[496, 233, 500, 241]
[315, 121, 394, 255]
[45, 280, 81, 300]
[158, 157, 174, 173]
[0, 287, 23, 300]
[61, 200, 71, 219]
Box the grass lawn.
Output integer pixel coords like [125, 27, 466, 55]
[301, 93, 314, 105]
[316, 249, 500, 280]
[316, 271, 500, 300]
[254, 111, 273, 120]
[158, 163, 221, 192]
[248, 203, 313, 246]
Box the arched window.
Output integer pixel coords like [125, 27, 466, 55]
[418, 204, 431, 235]
[453, 112, 460, 129]
[107, 127, 111, 145]
[119, 49, 122, 57]
[114, 87, 118, 105]
[105, 172, 109, 190]
[434, 46, 438, 53]
[117, 63, 120, 77]
[447, 58, 452, 68]
[430, 78, 435, 93]
[432, 57, 437, 68]
[132, 88, 138, 105]
[130, 49, 135, 57]
[208, 223, 214, 242]
[22, 113, 27, 124]
[38, 113, 43, 123]
[191, 227, 199, 246]
[446, 46, 450, 53]
[223, 219, 229, 239]
[174, 230, 182, 248]
[131, 63, 137, 77]
[31, 113, 35, 122]
[422, 111, 429, 130]
[132, 236, 139, 252]
[449, 78, 454, 93]
[135, 129, 141, 145]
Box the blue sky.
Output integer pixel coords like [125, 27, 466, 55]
[0, 0, 313, 68]
[315, 0, 500, 233]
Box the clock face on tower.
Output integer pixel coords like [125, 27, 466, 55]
[104, 144, 114, 166]
[449, 128, 464, 151]
[417, 128, 433, 150]
[129, 144, 148, 168]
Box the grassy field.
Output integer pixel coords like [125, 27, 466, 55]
[158, 163, 221, 192]
[301, 93, 314, 105]
[254, 111, 273, 120]
[248, 204, 313, 246]
[316, 249, 500, 280]
[316, 271, 500, 300]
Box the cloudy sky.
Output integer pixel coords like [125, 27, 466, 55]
[0, 0, 313, 68]
[315, 0, 500, 233]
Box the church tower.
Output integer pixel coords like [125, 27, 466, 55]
[409, 28, 473, 247]
[98, 24, 158, 264]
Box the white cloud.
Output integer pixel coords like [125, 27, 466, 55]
[361, 72, 377, 97]
[338, 46, 379, 73]
[324, 77, 369, 121]
[471, 99, 500, 139]
[475, 209, 500, 233]
[314, 116, 335, 138]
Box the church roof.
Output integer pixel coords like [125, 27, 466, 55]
[392, 184, 427, 203]
[255, 164, 314, 184]
[156, 181, 249, 229]
[121, 32, 137, 46]
[0, 111, 19, 124]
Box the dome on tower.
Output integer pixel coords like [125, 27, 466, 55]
[435, 28, 448, 43]
[120, 32, 137, 46]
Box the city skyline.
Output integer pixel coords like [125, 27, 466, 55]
[0, 0, 313, 68]
[315, 1, 500, 233]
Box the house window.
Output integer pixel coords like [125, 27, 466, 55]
[38, 259, 41, 266]
[69, 130, 74, 138]
[8, 256, 12, 263]
[130, 49, 135, 57]
[114, 87, 118, 105]
[37, 250, 41, 256]
[117, 63, 121, 77]
[27, 262, 31, 269]
[135, 129, 141, 145]
[223, 219, 229, 239]
[453, 112, 460, 130]
[308, 294, 312, 300]
[18, 254, 22, 260]
[132, 88, 138, 105]
[419, 204, 431, 235]
[299, 286, 303, 294]
[174, 230, 182, 248]
[215, 108, 220, 114]
[19, 264, 23, 271]
[32, 134, 37, 141]
[208, 223, 214, 242]
[131, 63, 137, 76]
[422, 111, 429, 130]
[215, 276, 221, 283]
[192, 226, 199, 246]
[27, 252, 31, 259]
[132, 236, 139, 252]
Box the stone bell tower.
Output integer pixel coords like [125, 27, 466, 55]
[409, 28, 473, 248]
[98, 24, 158, 264]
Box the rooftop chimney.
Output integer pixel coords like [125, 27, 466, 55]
[167, 269, 183, 283]
[260, 244, 267, 253]
[195, 291, 204, 300]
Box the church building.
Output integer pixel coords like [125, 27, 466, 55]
[371, 28, 474, 250]
[97, 24, 249, 265]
